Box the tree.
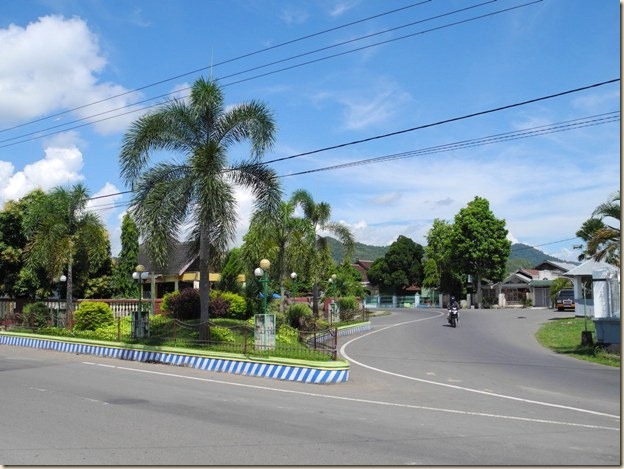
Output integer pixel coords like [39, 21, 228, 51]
[367, 235, 424, 295]
[242, 199, 310, 314]
[577, 191, 620, 267]
[0, 193, 42, 298]
[111, 213, 140, 298]
[449, 196, 511, 308]
[423, 219, 462, 297]
[119, 77, 281, 339]
[334, 261, 366, 298]
[217, 247, 245, 294]
[22, 184, 109, 323]
[290, 190, 354, 317]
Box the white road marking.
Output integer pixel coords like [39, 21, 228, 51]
[82, 361, 619, 431]
[339, 313, 620, 420]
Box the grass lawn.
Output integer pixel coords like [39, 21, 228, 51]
[535, 317, 620, 367]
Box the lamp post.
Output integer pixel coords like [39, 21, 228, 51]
[290, 272, 297, 305]
[328, 274, 337, 323]
[254, 258, 271, 315]
[254, 259, 274, 350]
[56, 274, 66, 327]
[132, 264, 149, 338]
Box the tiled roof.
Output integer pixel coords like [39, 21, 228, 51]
[137, 242, 199, 276]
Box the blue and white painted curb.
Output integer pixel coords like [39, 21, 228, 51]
[310, 321, 372, 344]
[0, 333, 356, 384]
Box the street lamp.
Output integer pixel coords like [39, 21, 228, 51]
[290, 272, 297, 304]
[254, 259, 275, 350]
[56, 274, 66, 327]
[328, 274, 337, 323]
[132, 264, 149, 338]
[254, 258, 271, 316]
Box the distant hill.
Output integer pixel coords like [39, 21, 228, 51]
[327, 237, 574, 271]
[509, 243, 573, 265]
[327, 237, 388, 263]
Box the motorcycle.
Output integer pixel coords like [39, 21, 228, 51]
[447, 305, 459, 328]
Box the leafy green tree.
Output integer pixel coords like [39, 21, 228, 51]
[119, 77, 281, 339]
[449, 196, 511, 308]
[423, 219, 463, 297]
[242, 198, 311, 313]
[22, 184, 109, 322]
[290, 189, 354, 317]
[334, 261, 366, 298]
[577, 191, 620, 267]
[367, 235, 424, 295]
[111, 213, 140, 298]
[217, 248, 246, 294]
[0, 195, 34, 297]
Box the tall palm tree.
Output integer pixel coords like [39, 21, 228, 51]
[22, 183, 109, 325]
[243, 199, 309, 314]
[290, 189, 354, 317]
[119, 77, 281, 337]
[586, 191, 620, 267]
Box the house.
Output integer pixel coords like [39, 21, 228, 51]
[136, 243, 241, 300]
[352, 259, 374, 295]
[494, 260, 579, 307]
[563, 259, 620, 346]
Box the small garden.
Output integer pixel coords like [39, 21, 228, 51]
[5, 288, 368, 362]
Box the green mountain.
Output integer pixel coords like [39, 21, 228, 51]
[507, 243, 576, 270]
[327, 237, 574, 271]
[327, 237, 388, 263]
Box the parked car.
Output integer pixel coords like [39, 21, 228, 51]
[555, 289, 575, 311]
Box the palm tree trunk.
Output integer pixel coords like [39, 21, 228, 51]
[198, 232, 211, 342]
[312, 281, 320, 318]
[67, 261, 74, 329]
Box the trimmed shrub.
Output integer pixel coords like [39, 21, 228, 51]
[160, 290, 180, 314]
[209, 326, 235, 343]
[207, 290, 248, 319]
[276, 324, 300, 345]
[149, 314, 173, 336]
[208, 295, 229, 318]
[338, 296, 358, 322]
[22, 302, 50, 329]
[286, 303, 313, 329]
[169, 288, 200, 320]
[220, 291, 247, 319]
[74, 302, 114, 331]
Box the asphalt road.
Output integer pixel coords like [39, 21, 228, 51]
[0, 308, 620, 465]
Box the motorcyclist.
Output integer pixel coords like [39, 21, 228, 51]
[447, 296, 460, 323]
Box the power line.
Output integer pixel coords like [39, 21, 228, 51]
[265, 79, 620, 165]
[0, 0, 541, 148]
[86, 108, 618, 207]
[0, 0, 434, 135]
[279, 111, 620, 177]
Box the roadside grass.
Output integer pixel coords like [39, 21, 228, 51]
[535, 317, 620, 367]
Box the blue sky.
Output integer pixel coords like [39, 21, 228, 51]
[0, 0, 619, 260]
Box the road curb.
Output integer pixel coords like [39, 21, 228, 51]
[0, 322, 371, 384]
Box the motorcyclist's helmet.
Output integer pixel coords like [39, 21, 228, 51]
[451, 296, 455, 301]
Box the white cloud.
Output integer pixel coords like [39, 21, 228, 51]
[279, 7, 309, 25]
[0, 143, 84, 205]
[0, 15, 142, 133]
[328, 1, 360, 17]
[340, 86, 412, 131]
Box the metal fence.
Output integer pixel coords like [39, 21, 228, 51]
[2, 312, 339, 361]
[363, 294, 441, 309]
